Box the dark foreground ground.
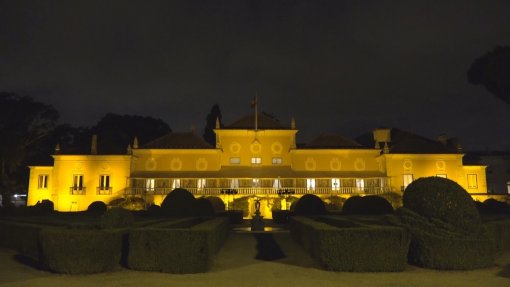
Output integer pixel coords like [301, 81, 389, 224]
[1, 231, 509, 287]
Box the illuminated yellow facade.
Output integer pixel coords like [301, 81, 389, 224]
[27, 114, 488, 216]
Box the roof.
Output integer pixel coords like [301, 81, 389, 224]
[131, 167, 387, 179]
[388, 129, 459, 154]
[225, 113, 287, 129]
[356, 128, 459, 154]
[303, 133, 366, 149]
[142, 132, 214, 149]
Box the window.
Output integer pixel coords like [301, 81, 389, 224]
[73, 175, 84, 190]
[331, 178, 340, 191]
[229, 157, 241, 164]
[38, 175, 48, 189]
[197, 178, 206, 191]
[436, 174, 447, 178]
[146, 178, 155, 191]
[273, 178, 282, 189]
[467, 174, 478, 189]
[251, 157, 262, 165]
[507, 181, 510, 194]
[172, 179, 181, 189]
[306, 178, 315, 191]
[356, 178, 365, 190]
[403, 174, 414, 189]
[272, 157, 282, 165]
[99, 175, 110, 189]
[252, 178, 260, 187]
[230, 178, 239, 189]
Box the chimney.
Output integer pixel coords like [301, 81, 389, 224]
[373, 128, 391, 149]
[91, 134, 97, 155]
[291, 117, 296, 129]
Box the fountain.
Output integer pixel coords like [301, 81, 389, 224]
[250, 198, 265, 231]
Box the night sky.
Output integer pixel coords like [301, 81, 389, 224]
[1, 0, 510, 150]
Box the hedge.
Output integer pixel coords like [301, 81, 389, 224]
[397, 208, 495, 270]
[128, 217, 229, 273]
[290, 216, 410, 272]
[485, 218, 510, 251]
[0, 220, 46, 261]
[39, 228, 126, 274]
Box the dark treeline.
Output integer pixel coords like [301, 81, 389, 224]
[0, 92, 222, 206]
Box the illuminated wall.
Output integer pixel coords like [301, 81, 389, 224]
[27, 125, 490, 212]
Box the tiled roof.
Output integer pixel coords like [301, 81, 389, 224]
[225, 113, 286, 129]
[388, 129, 458, 154]
[304, 133, 365, 149]
[142, 132, 214, 149]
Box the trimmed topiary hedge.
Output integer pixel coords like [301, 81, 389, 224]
[342, 196, 393, 215]
[290, 216, 410, 272]
[39, 228, 126, 274]
[100, 207, 134, 229]
[161, 188, 198, 216]
[403, 177, 481, 232]
[485, 218, 510, 251]
[397, 208, 495, 270]
[291, 194, 326, 216]
[206, 196, 225, 213]
[0, 220, 46, 261]
[128, 217, 229, 273]
[87, 201, 107, 215]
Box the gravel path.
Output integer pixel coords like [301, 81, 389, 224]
[0, 231, 509, 287]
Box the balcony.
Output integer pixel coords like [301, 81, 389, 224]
[97, 187, 113, 195]
[125, 186, 390, 196]
[70, 187, 86, 195]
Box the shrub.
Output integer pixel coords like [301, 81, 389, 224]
[205, 196, 225, 213]
[146, 204, 162, 216]
[40, 228, 125, 274]
[109, 197, 126, 207]
[341, 196, 363, 214]
[403, 177, 481, 232]
[231, 196, 250, 217]
[87, 201, 107, 215]
[272, 210, 290, 224]
[161, 188, 197, 217]
[379, 192, 403, 209]
[100, 207, 134, 229]
[483, 199, 509, 214]
[290, 216, 410, 271]
[291, 194, 326, 216]
[195, 198, 215, 216]
[34, 200, 54, 214]
[128, 218, 229, 273]
[324, 196, 346, 211]
[343, 196, 393, 215]
[485, 218, 510, 251]
[220, 210, 243, 224]
[121, 197, 146, 211]
[397, 208, 495, 270]
[0, 220, 45, 260]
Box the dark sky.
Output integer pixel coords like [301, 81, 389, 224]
[1, 0, 510, 150]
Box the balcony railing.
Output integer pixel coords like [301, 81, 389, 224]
[125, 186, 390, 196]
[97, 187, 113, 195]
[70, 187, 86, 195]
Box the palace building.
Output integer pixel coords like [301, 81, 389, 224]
[27, 113, 489, 217]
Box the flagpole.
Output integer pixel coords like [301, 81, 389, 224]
[254, 94, 258, 131]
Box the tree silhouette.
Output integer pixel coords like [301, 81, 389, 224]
[0, 92, 59, 206]
[203, 104, 222, 146]
[91, 113, 171, 154]
[468, 46, 510, 105]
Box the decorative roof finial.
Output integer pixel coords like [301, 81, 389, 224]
[126, 144, 132, 154]
[215, 117, 221, 129]
[133, 137, 139, 149]
[91, 134, 98, 155]
[291, 116, 296, 129]
[54, 143, 61, 154]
